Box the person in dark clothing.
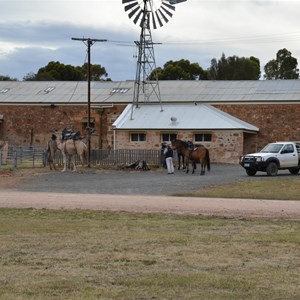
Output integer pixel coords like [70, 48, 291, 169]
[163, 144, 174, 174]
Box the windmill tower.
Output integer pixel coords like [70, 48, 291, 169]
[122, 0, 187, 118]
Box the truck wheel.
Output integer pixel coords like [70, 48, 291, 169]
[246, 168, 257, 176]
[266, 162, 278, 176]
[289, 167, 300, 175]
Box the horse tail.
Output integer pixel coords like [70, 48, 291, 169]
[206, 148, 211, 171]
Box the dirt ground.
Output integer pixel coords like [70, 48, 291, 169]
[1, 168, 300, 220]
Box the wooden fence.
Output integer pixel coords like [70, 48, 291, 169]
[0, 146, 163, 170]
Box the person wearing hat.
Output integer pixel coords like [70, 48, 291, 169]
[163, 143, 174, 174]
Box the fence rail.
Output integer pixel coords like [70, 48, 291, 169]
[0, 146, 163, 170]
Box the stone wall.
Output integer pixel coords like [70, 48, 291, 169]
[1, 102, 300, 164]
[215, 103, 300, 154]
[113, 129, 243, 164]
[0, 104, 125, 149]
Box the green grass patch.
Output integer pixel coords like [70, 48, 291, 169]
[0, 209, 299, 299]
[176, 178, 300, 200]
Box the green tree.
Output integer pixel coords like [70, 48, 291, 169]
[264, 48, 299, 79]
[23, 61, 111, 81]
[150, 59, 209, 80]
[0, 75, 18, 81]
[209, 53, 261, 80]
[81, 63, 110, 81]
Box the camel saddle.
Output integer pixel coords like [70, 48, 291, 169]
[62, 128, 83, 141]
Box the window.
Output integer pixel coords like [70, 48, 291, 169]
[161, 133, 177, 142]
[194, 133, 212, 142]
[82, 118, 95, 131]
[131, 133, 146, 142]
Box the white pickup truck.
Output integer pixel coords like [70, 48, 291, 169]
[240, 141, 300, 176]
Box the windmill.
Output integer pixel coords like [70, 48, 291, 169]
[122, 0, 187, 118]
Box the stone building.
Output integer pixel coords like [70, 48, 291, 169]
[1, 80, 300, 163]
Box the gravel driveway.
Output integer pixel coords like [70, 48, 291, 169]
[9, 164, 246, 195]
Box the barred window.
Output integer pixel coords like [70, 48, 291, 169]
[161, 133, 177, 142]
[194, 133, 212, 142]
[131, 133, 146, 142]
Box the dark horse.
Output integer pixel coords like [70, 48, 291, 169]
[172, 139, 211, 175]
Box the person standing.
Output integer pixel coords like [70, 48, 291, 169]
[164, 144, 174, 174]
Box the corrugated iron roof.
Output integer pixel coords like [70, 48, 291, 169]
[1, 80, 300, 104]
[113, 103, 259, 132]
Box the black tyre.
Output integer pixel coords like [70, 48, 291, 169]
[289, 167, 300, 175]
[246, 168, 257, 176]
[266, 162, 278, 176]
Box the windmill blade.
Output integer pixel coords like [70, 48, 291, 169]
[160, 5, 173, 18]
[124, 1, 138, 12]
[128, 5, 140, 19]
[157, 8, 169, 24]
[133, 9, 143, 25]
[152, 11, 157, 30]
[162, 1, 176, 11]
[122, 0, 136, 4]
[155, 11, 164, 27]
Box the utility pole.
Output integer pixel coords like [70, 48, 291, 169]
[71, 37, 107, 167]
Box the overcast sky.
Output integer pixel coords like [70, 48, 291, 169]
[1, 0, 300, 81]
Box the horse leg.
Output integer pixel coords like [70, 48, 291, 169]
[185, 159, 189, 173]
[200, 161, 205, 175]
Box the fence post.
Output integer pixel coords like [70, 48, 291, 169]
[13, 151, 17, 171]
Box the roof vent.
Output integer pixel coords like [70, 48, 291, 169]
[170, 116, 177, 122]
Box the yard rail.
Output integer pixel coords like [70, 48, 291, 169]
[0, 146, 163, 170]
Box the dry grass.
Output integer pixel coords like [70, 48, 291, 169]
[0, 209, 299, 299]
[177, 178, 300, 200]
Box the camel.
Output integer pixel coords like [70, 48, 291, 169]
[47, 131, 87, 172]
[46, 134, 58, 170]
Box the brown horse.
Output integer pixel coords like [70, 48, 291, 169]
[172, 139, 210, 175]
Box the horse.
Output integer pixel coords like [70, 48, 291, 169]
[172, 139, 210, 175]
[49, 130, 87, 172]
[176, 148, 186, 170]
[46, 134, 58, 170]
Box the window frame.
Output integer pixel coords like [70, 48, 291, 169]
[161, 133, 177, 143]
[194, 133, 212, 143]
[130, 132, 146, 142]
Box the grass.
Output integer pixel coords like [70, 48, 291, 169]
[0, 209, 299, 299]
[176, 177, 300, 200]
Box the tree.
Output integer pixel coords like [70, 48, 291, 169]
[264, 48, 299, 79]
[149, 59, 209, 80]
[81, 63, 109, 81]
[209, 53, 261, 80]
[0, 75, 18, 81]
[23, 61, 111, 81]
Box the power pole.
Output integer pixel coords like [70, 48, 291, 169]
[71, 37, 107, 167]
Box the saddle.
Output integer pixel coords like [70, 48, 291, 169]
[62, 128, 83, 141]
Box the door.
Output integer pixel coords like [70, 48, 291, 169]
[279, 144, 298, 167]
